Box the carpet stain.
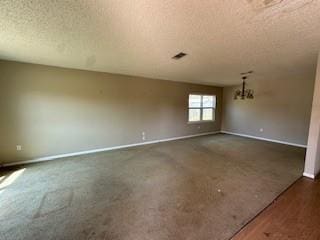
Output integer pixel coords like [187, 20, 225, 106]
[34, 188, 73, 218]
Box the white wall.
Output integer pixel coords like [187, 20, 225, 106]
[304, 52, 320, 178]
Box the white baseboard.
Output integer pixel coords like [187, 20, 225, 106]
[303, 172, 315, 179]
[221, 130, 307, 148]
[2, 131, 220, 167]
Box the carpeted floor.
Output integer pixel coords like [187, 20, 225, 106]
[0, 133, 305, 240]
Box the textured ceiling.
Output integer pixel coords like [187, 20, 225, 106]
[0, 0, 320, 86]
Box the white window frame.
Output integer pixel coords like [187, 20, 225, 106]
[188, 94, 216, 123]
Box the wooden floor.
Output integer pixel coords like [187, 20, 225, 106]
[232, 177, 320, 240]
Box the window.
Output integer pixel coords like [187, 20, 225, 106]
[188, 94, 216, 122]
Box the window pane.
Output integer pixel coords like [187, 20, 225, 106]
[202, 95, 216, 108]
[189, 109, 201, 122]
[202, 108, 213, 121]
[189, 95, 201, 108]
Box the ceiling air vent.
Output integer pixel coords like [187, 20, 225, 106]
[172, 52, 187, 60]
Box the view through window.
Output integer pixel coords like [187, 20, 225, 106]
[188, 94, 216, 122]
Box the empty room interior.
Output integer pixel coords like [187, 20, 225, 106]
[1, 1, 320, 240]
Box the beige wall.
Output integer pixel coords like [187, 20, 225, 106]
[222, 73, 314, 146]
[0, 60, 222, 164]
[305, 52, 320, 178]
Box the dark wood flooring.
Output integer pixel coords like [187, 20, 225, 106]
[232, 177, 320, 240]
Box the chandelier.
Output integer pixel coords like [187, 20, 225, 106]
[234, 71, 254, 100]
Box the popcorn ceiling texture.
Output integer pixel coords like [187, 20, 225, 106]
[0, 0, 319, 85]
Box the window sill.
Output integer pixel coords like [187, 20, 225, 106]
[188, 120, 215, 124]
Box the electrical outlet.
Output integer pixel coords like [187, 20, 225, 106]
[259, 128, 264, 132]
[142, 132, 146, 141]
[16, 145, 22, 151]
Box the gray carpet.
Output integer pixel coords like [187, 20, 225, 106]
[0, 134, 305, 240]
